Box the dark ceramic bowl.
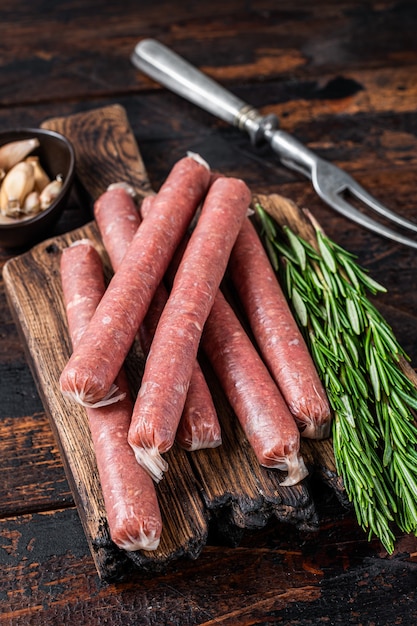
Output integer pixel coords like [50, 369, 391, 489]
[0, 128, 75, 249]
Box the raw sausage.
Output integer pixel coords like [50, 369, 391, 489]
[94, 185, 222, 452]
[139, 193, 222, 452]
[201, 289, 308, 486]
[60, 239, 162, 552]
[128, 176, 251, 481]
[59, 154, 211, 407]
[94, 184, 141, 269]
[138, 281, 222, 452]
[228, 217, 331, 439]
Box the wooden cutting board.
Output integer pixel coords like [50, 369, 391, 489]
[2, 104, 338, 581]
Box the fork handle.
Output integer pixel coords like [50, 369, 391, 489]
[131, 39, 278, 144]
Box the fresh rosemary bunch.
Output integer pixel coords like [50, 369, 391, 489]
[255, 202, 417, 553]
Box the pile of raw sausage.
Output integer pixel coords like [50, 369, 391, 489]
[59, 152, 331, 553]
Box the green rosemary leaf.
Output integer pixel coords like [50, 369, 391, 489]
[360, 416, 379, 447]
[328, 328, 341, 361]
[339, 393, 355, 427]
[340, 444, 366, 488]
[368, 322, 389, 360]
[296, 231, 321, 260]
[255, 203, 276, 239]
[328, 291, 343, 332]
[382, 437, 393, 467]
[291, 286, 308, 327]
[387, 405, 408, 449]
[338, 341, 353, 365]
[312, 334, 340, 365]
[346, 296, 361, 335]
[331, 238, 358, 259]
[309, 336, 326, 372]
[343, 331, 360, 367]
[345, 364, 369, 399]
[309, 313, 330, 345]
[367, 347, 381, 402]
[397, 447, 417, 469]
[332, 270, 348, 299]
[288, 264, 311, 294]
[372, 351, 391, 397]
[339, 254, 361, 290]
[371, 473, 394, 512]
[274, 240, 299, 265]
[304, 294, 324, 321]
[394, 455, 417, 499]
[372, 320, 405, 358]
[318, 259, 337, 293]
[396, 386, 417, 411]
[325, 366, 344, 394]
[339, 253, 386, 294]
[358, 270, 387, 295]
[309, 264, 326, 293]
[317, 230, 337, 273]
[390, 387, 416, 420]
[283, 225, 306, 270]
[338, 299, 356, 331]
[264, 236, 279, 271]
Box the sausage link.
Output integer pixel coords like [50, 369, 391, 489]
[139, 282, 222, 452]
[61, 239, 106, 348]
[60, 239, 162, 552]
[174, 365, 221, 451]
[94, 186, 222, 452]
[59, 155, 211, 407]
[201, 289, 308, 486]
[229, 217, 331, 439]
[128, 176, 251, 481]
[94, 185, 141, 269]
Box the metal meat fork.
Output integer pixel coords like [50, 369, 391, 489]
[131, 38, 417, 249]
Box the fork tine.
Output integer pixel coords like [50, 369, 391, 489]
[311, 159, 417, 249]
[346, 175, 417, 234]
[319, 190, 417, 250]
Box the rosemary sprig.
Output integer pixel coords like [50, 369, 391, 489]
[255, 203, 417, 553]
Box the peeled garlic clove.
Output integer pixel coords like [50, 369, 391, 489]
[25, 156, 51, 193]
[22, 190, 41, 215]
[0, 138, 40, 172]
[0, 179, 7, 213]
[3, 199, 23, 218]
[39, 174, 63, 209]
[0, 160, 35, 215]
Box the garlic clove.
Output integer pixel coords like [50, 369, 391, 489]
[0, 138, 40, 172]
[25, 156, 51, 192]
[0, 160, 35, 215]
[39, 174, 63, 209]
[3, 199, 23, 218]
[22, 190, 41, 216]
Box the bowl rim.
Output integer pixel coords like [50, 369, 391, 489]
[0, 127, 76, 231]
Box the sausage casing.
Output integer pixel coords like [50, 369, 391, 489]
[229, 217, 331, 439]
[60, 239, 162, 552]
[202, 289, 308, 486]
[128, 176, 251, 481]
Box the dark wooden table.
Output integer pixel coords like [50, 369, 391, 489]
[2, 1, 417, 624]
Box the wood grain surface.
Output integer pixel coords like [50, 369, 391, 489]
[2, 1, 417, 624]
